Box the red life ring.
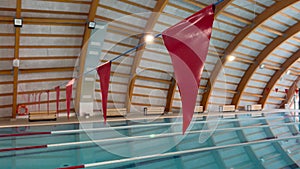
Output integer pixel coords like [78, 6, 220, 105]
[17, 105, 28, 116]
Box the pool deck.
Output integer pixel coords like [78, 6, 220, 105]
[0, 109, 293, 129]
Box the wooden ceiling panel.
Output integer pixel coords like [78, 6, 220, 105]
[0, 0, 299, 117]
[201, 0, 300, 110]
[22, 0, 90, 13]
[21, 12, 88, 19]
[0, 0, 17, 8]
[259, 50, 300, 107]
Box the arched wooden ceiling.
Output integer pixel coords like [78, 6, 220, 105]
[232, 21, 300, 108]
[127, 0, 232, 112]
[0, 0, 299, 118]
[126, 0, 169, 112]
[259, 49, 300, 107]
[201, 0, 299, 110]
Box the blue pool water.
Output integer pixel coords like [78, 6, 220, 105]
[0, 112, 300, 169]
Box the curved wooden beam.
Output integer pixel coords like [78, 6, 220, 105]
[259, 49, 300, 108]
[165, 77, 176, 112]
[129, 0, 168, 76]
[12, 0, 22, 118]
[280, 76, 300, 108]
[201, 0, 299, 110]
[74, 0, 100, 113]
[126, 76, 137, 111]
[233, 22, 300, 108]
[125, 0, 168, 112]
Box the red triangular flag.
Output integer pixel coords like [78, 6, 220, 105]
[162, 5, 215, 133]
[285, 89, 289, 94]
[296, 89, 299, 94]
[66, 79, 75, 119]
[275, 88, 279, 93]
[55, 86, 60, 115]
[96, 61, 111, 124]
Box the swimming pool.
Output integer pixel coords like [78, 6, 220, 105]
[1, 111, 300, 169]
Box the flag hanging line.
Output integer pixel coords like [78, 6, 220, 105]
[39, 32, 162, 93]
[41, 0, 224, 91]
[24, 0, 223, 122]
[110, 33, 162, 62]
[214, 0, 224, 6]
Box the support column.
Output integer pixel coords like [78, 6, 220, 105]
[165, 78, 176, 113]
[12, 0, 22, 118]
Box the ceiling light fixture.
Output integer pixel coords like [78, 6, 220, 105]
[14, 18, 23, 27]
[259, 64, 265, 69]
[228, 55, 236, 61]
[13, 59, 19, 67]
[286, 70, 291, 75]
[88, 21, 96, 29]
[144, 34, 154, 43]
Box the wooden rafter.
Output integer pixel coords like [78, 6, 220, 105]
[126, 76, 137, 111]
[23, 18, 86, 24]
[21, 8, 88, 16]
[74, 0, 100, 113]
[183, 0, 207, 9]
[201, 0, 299, 110]
[41, 0, 91, 5]
[259, 50, 300, 108]
[215, 0, 234, 17]
[0, 16, 86, 25]
[165, 78, 176, 112]
[118, 0, 152, 11]
[11, 0, 22, 118]
[19, 67, 74, 74]
[232, 22, 300, 108]
[125, 0, 169, 112]
[0, 16, 14, 21]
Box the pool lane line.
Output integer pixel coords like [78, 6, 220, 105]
[57, 165, 85, 169]
[55, 134, 300, 169]
[1, 121, 300, 153]
[0, 131, 51, 138]
[0, 145, 47, 152]
[0, 115, 292, 138]
[0, 109, 293, 129]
